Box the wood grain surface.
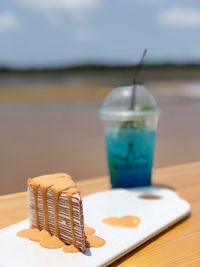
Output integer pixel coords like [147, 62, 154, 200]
[0, 162, 200, 267]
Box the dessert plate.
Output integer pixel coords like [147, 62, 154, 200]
[0, 187, 190, 267]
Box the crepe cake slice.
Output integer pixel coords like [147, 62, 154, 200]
[28, 173, 86, 251]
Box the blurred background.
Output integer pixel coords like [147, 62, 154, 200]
[0, 0, 200, 194]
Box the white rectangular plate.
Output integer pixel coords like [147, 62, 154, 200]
[0, 187, 190, 267]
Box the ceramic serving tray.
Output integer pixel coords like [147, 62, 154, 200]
[0, 187, 191, 267]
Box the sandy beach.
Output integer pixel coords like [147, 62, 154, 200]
[0, 81, 200, 194]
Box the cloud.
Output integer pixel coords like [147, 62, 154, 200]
[19, 0, 100, 20]
[19, 0, 99, 43]
[0, 12, 19, 32]
[159, 7, 200, 28]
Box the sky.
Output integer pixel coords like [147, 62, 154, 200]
[0, 0, 200, 67]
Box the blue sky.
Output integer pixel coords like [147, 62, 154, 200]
[0, 0, 200, 67]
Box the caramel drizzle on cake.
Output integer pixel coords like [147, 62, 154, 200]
[17, 173, 105, 252]
[28, 173, 83, 250]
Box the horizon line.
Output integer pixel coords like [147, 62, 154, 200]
[1, 61, 200, 72]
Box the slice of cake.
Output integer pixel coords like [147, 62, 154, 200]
[28, 173, 86, 251]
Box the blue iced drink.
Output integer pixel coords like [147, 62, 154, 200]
[100, 85, 159, 188]
[105, 127, 156, 188]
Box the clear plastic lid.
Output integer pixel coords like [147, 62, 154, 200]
[99, 85, 159, 121]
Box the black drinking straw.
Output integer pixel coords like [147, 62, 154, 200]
[130, 48, 148, 110]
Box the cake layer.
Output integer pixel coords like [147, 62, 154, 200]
[28, 173, 86, 251]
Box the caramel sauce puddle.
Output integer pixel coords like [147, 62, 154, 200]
[103, 215, 141, 228]
[17, 225, 105, 252]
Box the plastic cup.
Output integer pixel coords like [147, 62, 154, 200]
[99, 85, 159, 188]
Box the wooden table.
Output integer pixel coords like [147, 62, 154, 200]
[0, 162, 200, 266]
